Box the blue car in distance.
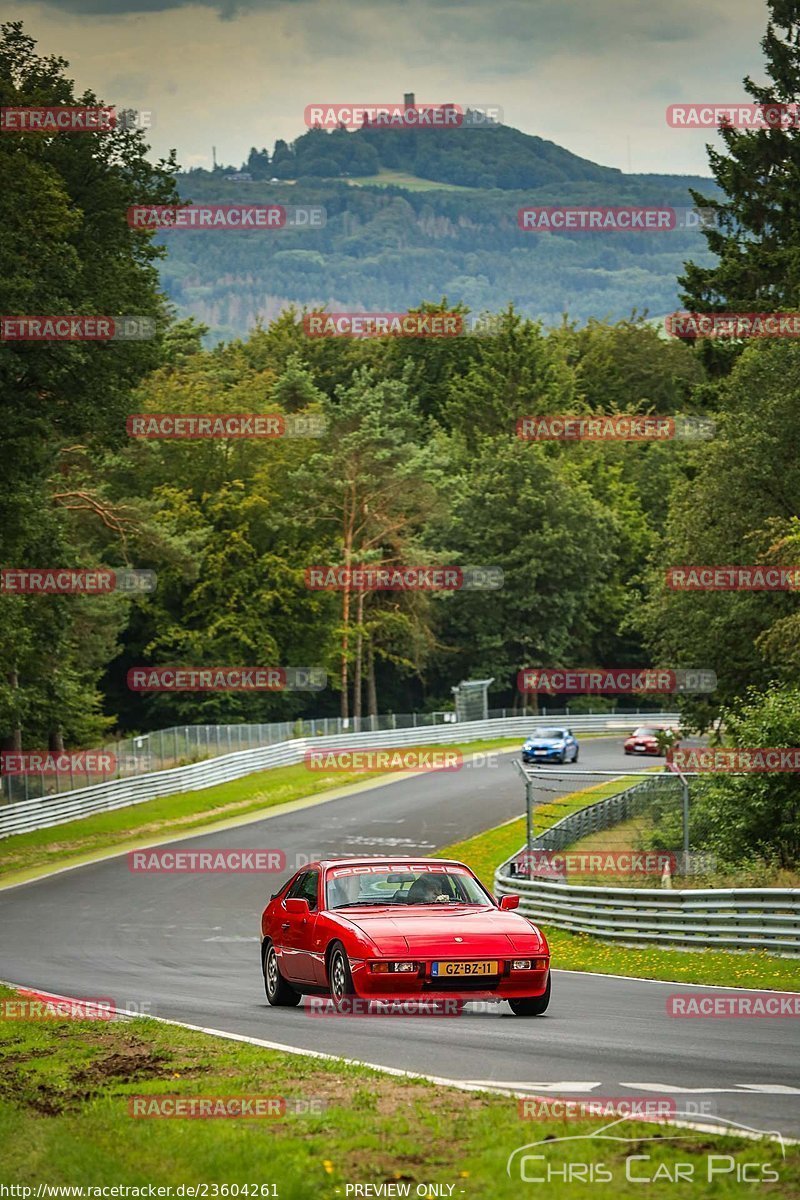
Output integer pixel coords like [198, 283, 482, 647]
[522, 727, 579, 764]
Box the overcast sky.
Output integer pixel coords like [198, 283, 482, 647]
[10, 0, 769, 176]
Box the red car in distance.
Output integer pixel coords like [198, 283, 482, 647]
[623, 725, 679, 756]
[260, 858, 551, 1016]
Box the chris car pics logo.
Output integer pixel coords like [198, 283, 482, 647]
[507, 1115, 785, 1184]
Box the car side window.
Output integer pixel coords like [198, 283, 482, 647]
[299, 869, 319, 911]
[285, 872, 308, 901]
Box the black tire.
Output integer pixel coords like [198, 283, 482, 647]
[328, 942, 356, 1010]
[572, 746, 579, 763]
[263, 940, 301, 1007]
[509, 973, 551, 1017]
[557, 753, 566, 764]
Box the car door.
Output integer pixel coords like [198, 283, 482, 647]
[279, 869, 320, 984]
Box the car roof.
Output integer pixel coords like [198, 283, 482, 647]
[299, 857, 470, 873]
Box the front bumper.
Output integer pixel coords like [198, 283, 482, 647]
[522, 748, 564, 762]
[349, 958, 550, 1000]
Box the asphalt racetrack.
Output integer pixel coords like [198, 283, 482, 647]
[1, 738, 798, 1140]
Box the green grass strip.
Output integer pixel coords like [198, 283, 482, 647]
[0, 984, 793, 1195]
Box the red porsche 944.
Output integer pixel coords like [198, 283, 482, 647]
[260, 858, 551, 1016]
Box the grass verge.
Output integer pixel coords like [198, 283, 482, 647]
[560, 817, 800, 890]
[0, 985, 794, 1197]
[435, 780, 800, 992]
[345, 167, 474, 191]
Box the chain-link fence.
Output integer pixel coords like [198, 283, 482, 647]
[1, 703, 671, 806]
[509, 770, 716, 887]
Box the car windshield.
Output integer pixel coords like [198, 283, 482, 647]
[326, 867, 494, 909]
[530, 728, 566, 739]
[633, 727, 662, 737]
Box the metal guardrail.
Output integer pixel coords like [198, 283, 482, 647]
[494, 779, 800, 954]
[0, 713, 677, 839]
[1, 704, 668, 804]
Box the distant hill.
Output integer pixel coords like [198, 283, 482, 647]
[296, 120, 625, 189]
[161, 117, 719, 342]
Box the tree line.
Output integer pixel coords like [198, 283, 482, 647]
[1, 5, 799, 873]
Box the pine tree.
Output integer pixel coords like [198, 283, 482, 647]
[680, 1, 800, 315]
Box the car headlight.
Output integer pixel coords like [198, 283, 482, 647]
[552, 741, 565, 749]
[370, 962, 419, 973]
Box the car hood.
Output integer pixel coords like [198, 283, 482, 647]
[340, 907, 545, 955]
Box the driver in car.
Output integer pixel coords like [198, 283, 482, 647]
[407, 872, 450, 904]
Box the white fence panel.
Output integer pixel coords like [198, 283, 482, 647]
[0, 713, 677, 838]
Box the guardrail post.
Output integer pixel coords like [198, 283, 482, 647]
[682, 777, 690, 866]
[525, 777, 534, 870]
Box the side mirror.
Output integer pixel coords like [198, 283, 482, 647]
[285, 897, 310, 915]
[499, 894, 520, 910]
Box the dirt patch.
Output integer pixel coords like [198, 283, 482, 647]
[78, 1048, 172, 1085]
[0, 1029, 175, 1115]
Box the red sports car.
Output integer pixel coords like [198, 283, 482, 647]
[623, 725, 679, 756]
[260, 858, 551, 1016]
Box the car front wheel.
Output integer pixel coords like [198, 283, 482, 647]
[263, 940, 301, 1007]
[328, 943, 356, 1010]
[508, 974, 551, 1017]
